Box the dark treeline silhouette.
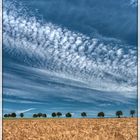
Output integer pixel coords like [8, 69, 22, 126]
[130, 110, 135, 117]
[3, 110, 136, 118]
[4, 112, 16, 118]
[116, 111, 123, 118]
[98, 112, 105, 118]
[66, 112, 72, 118]
[33, 113, 47, 118]
[57, 112, 62, 117]
[51, 112, 62, 118]
[20, 113, 24, 118]
[81, 112, 87, 118]
[52, 112, 57, 117]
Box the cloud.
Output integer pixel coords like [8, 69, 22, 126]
[3, 67, 137, 117]
[3, 108, 35, 114]
[3, 98, 44, 104]
[3, 0, 137, 93]
[2, 0, 137, 116]
[16, 108, 35, 114]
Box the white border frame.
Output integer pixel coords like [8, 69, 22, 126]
[138, 0, 140, 139]
[0, 0, 139, 139]
[0, 0, 2, 139]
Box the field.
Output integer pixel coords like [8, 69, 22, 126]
[3, 118, 137, 140]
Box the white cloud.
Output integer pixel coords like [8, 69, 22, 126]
[3, 0, 137, 95]
[16, 108, 35, 114]
[3, 98, 44, 104]
[3, 108, 36, 114]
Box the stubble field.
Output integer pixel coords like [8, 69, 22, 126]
[3, 118, 137, 140]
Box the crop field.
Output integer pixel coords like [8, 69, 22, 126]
[3, 118, 137, 140]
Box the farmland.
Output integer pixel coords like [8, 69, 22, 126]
[3, 118, 137, 140]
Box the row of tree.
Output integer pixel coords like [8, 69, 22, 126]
[4, 110, 136, 118]
[4, 112, 24, 118]
[32, 112, 72, 118]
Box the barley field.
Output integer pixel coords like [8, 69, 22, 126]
[3, 118, 137, 140]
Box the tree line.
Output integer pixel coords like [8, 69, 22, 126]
[3, 110, 136, 118]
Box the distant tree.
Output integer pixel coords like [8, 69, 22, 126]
[7, 114, 11, 117]
[33, 114, 37, 118]
[66, 112, 72, 118]
[4, 114, 8, 118]
[130, 110, 135, 117]
[38, 113, 43, 118]
[116, 111, 123, 118]
[20, 113, 24, 118]
[52, 112, 57, 118]
[81, 112, 87, 118]
[57, 112, 62, 118]
[42, 114, 47, 118]
[11, 112, 16, 118]
[97, 112, 105, 118]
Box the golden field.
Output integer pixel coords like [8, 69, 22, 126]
[3, 118, 137, 140]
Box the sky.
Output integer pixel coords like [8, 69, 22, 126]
[3, 0, 137, 118]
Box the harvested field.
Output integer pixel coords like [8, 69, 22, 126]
[3, 118, 137, 140]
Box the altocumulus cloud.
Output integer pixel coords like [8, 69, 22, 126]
[3, 0, 137, 116]
[3, 0, 137, 92]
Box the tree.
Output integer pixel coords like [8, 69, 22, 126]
[7, 114, 11, 117]
[66, 112, 72, 118]
[11, 112, 16, 118]
[20, 113, 24, 118]
[130, 110, 135, 117]
[33, 114, 37, 118]
[42, 114, 47, 118]
[4, 114, 8, 118]
[38, 113, 43, 117]
[97, 112, 105, 118]
[57, 112, 62, 117]
[52, 112, 57, 118]
[116, 111, 123, 118]
[81, 112, 87, 118]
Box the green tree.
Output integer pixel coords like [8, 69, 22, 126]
[42, 114, 47, 118]
[81, 112, 87, 118]
[116, 111, 123, 118]
[4, 114, 8, 118]
[52, 112, 57, 118]
[66, 112, 72, 118]
[11, 112, 16, 118]
[130, 110, 135, 117]
[7, 114, 11, 117]
[38, 113, 43, 117]
[33, 114, 37, 118]
[97, 112, 105, 118]
[20, 113, 24, 118]
[57, 112, 62, 117]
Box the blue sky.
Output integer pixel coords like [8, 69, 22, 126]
[3, 0, 137, 118]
